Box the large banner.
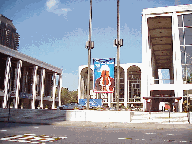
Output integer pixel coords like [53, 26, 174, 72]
[93, 58, 115, 93]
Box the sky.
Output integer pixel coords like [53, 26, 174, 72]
[0, 0, 191, 90]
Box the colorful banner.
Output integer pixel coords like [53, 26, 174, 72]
[93, 58, 115, 93]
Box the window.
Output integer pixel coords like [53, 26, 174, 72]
[178, 13, 192, 83]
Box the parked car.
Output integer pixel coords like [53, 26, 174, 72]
[57, 103, 83, 110]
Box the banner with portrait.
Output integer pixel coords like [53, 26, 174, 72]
[93, 58, 115, 93]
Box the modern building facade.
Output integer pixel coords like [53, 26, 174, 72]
[78, 4, 192, 112]
[0, 14, 62, 109]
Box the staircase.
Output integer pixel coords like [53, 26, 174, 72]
[131, 112, 189, 124]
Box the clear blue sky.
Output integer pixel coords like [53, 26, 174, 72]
[0, 0, 191, 90]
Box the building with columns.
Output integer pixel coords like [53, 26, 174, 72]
[78, 64, 142, 109]
[78, 4, 192, 112]
[0, 14, 62, 109]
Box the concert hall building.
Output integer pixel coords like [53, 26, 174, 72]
[0, 14, 62, 109]
[78, 4, 192, 112]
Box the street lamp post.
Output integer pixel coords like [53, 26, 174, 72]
[114, 0, 123, 110]
[86, 0, 94, 110]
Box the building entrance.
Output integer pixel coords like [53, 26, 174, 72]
[144, 90, 182, 112]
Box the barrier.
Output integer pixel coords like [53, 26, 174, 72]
[189, 112, 192, 124]
[0, 108, 190, 124]
[66, 110, 131, 122]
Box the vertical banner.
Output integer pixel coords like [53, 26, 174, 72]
[93, 58, 115, 93]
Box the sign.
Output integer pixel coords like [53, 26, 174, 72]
[93, 58, 115, 93]
[79, 99, 102, 107]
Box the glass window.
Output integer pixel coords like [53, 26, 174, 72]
[180, 14, 192, 83]
[184, 14, 192, 27]
[179, 28, 184, 45]
[178, 15, 183, 27]
[186, 46, 192, 64]
[182, 65, 192, 82]
[187, 65, 192, 74]
[182, 66, 186, 80]
[186, 65, 192, 83]
[180, 46, 185, 64]
[185, 28, 192, 45]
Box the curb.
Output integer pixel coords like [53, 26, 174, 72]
[1, 120, 192, 129]
[0, 120, 51, 125]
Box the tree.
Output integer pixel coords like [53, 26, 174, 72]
[69, 90, 78, 103]
[60, 88, 78, 105]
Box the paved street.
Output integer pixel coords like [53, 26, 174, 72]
[0, 122, 192, 144]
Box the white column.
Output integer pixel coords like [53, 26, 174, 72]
[80, 77, 85, 99]
[175, 89, 183, 112]
[40, 69, 45, 109]
[111, 93, 113, 102]
[14, 60, 22, 109]
[52, 72, 57, 109]
[124, 68, 128, 107]
[57, 74, 62, 106]
[128, 79, 130, 101]
[78, 67, 81, 103]
[174, 12, 182, 84]
[142, 13, 149, 111]
[22, 67, 26, 93]
[108, 93, 111, 107]
[32, 66, 38, 109]
[179, 90, 183, 112]
[3, 57, 11, 108]
[172, 12, 183, 112]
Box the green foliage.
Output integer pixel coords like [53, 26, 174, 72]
[187, 73, 192, 83]
[184, 73, 192, 83]
[182, 99, 191, 112]
[60, 88, 78, 105]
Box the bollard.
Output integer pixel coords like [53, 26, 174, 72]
[169, 110, 170, 123]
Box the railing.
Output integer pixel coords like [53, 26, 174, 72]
[129, 98, 141, 102]
[153, 79, 174, 84]
[113, 98, 124, 102]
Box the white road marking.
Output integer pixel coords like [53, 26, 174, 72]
[118, 138, 132, 140]
[0, 137, 10, 140]
[34, 127, 39, 128]
[24, 133, 36, 136]
[0, 130, 7, 131]
[180, 141, 187, 143]
[18, 136, 34, 140]
[167, 134, 174, 135]
[40, 139, 50, 142]
[46, 138, 55, 141]
[18, 140, 31, 142]
[0, 133, 66, 143]
[145, 133, 156, 134]
[11, 135, 23, 138]
[9, 139, 18, 142]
